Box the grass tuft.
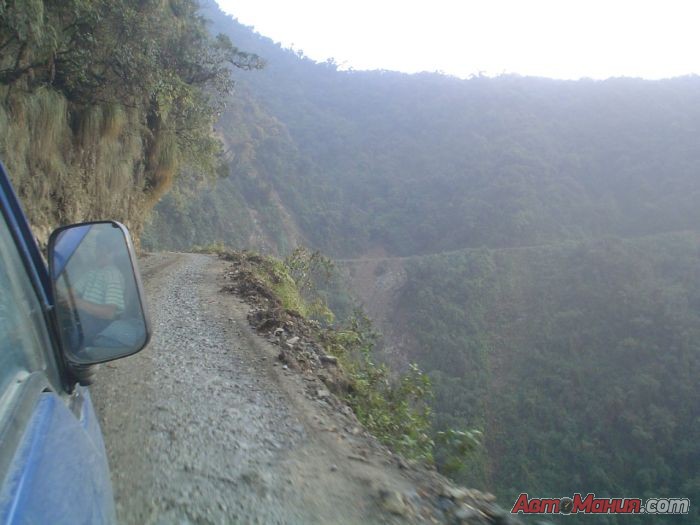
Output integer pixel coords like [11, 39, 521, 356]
[101, 103, 127, 141]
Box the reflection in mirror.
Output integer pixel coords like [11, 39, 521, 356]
[51, 222, 149, 364]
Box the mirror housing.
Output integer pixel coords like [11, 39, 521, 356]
[48, 221, 151, 366]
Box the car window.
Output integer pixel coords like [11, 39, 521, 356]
[0, 211, 60, 399]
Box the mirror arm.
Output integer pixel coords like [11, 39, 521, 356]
[67, 364, 99, 386]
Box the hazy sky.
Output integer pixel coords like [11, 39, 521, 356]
[215, 0, 699, 80]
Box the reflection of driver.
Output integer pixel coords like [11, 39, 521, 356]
[72, 231, 125, 342]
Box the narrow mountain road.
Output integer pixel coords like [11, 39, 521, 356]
[91, 253, 423, 525]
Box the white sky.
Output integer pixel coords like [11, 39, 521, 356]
[215, 0, 700, 80]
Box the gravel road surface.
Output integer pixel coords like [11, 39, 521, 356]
[91, 252, 419, 525]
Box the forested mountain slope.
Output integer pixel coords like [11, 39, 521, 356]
[145, 2, 700, 522]
[391, 233, 700, 502]
[148, 1, 700, 258]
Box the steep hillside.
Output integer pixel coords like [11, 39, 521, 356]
[143, 88, 309, 253]
[0, 0, 257, 243]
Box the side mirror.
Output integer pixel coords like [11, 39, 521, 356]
[48, 221, 151, 365]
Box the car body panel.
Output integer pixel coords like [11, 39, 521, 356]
[0, 162, 117, 524]
[0, 390, 116, 525]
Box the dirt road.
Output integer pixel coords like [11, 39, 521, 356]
[91, 253, 424, 525]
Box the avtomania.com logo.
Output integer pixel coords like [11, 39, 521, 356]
[511, 493, 690, 516]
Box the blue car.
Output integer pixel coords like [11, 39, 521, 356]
[0, 161, 151, 524]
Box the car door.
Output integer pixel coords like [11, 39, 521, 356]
[0, 181, 116, 524]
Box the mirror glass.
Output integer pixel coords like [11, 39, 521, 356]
[50, 222, 149, 364]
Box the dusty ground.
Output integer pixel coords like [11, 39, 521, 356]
[91, 252, 436, 525]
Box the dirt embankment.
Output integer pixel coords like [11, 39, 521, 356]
[91, 252, 518, 525]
